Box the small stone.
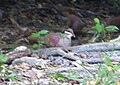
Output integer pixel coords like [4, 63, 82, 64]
[14, 46, 28, 52]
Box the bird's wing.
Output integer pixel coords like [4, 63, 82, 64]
[49, 33, 61, 46]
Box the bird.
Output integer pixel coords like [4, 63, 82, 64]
[106, 16, 120, 32]
[63, 11, 85, 35]
[48, 28, 75, 50]
[53, 5, 85, 35]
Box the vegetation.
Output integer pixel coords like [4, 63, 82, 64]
[89, 18, 119, 42]
[0, 54, 8, 71]
[0, 54, 20, 81]
[50, 54, 120, 85]
[0, 0, 120, 84]
[95, 55, 120, 85]
[31, 30, 49, 49]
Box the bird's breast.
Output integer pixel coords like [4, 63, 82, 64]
[56, 38, 71, 47]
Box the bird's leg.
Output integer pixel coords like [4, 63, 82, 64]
[63, 40, 71, 53]
[63, 47, 70, 53]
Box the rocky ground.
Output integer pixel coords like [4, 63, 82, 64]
[0, 0, 119, 50]
[0, 0, 120, 85]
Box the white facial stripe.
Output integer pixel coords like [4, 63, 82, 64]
[65, 31, 72, 35]
[64, 31, 73, 38]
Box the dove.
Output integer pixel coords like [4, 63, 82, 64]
[63, 11, 85, 35]
[106, 16, 120, 32]
[49, 28, 75, 49]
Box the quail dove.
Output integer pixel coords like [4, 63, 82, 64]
[49, 28, 75, 50]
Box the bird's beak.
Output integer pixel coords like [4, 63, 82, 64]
[70, 30, 75, 37]
[72, 33, 75, 38]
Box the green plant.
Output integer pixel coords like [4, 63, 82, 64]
[31, 30, 49, 49]
[51, 72, 67, 81]
[5, 73, 21, 81]
[77, 52, 120, 85]
[0, 54, 20, 82]
[80, 54, 120, 85]
[0, 54, 8, 72]
[66, 70, 80, 81]
[50, 70, 80, 81]
[95, 55, 120, 85]
[89, 18, 119, 42]
[50, 53, 120, 85]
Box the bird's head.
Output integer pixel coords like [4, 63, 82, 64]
[64, 28, 75, 38]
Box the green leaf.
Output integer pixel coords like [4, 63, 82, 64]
[0, 54, 8, 63]
[105, 25, 119, 32]
[94, 18, 100, 24]
[5, 74, 21, 81]
[0, 66, 3, 72]
[88, 27, 97, 33]
[96, 24, 104, 33]
[31, 30, 49, 38]
[105, 56, 113, 66]
[52, 73, 66, 81]
[113, 65, 120, 70]
[31, 33, 40, 38]
[32, 44, 39, 49]
[38, 30, 49, 36]
[98, 65, 107, 77]
[66, 71, 79, 80]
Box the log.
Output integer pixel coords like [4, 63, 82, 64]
[33, 42, 120, 55]
[33, 42, 120, 63]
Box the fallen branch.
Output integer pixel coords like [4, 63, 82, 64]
[34, 42, 120, 55]
[33, 42, 120, 63]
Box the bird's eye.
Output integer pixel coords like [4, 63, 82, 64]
[66, 30, 72, 33]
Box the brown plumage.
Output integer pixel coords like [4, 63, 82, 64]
[106, 16, 120, 32]
[48, 29, 75, 49]
[63, 12, 85, 35]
